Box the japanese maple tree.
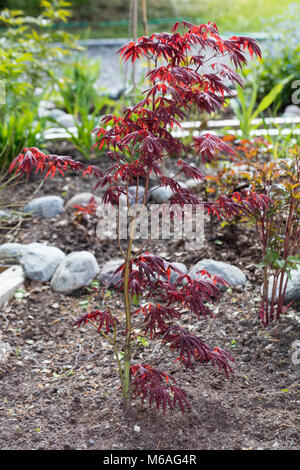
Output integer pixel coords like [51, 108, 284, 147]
[10, 21, 263, 412]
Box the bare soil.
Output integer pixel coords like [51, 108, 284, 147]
[0, 151, 299, 450]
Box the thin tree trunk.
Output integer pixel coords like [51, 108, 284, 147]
[131, 0, 138, 101]
[142, 0, 151, 73]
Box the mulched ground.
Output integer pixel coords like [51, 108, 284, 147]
[0, 148, 299, 450]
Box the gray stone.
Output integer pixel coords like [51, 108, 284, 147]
[150, 186, 174, 203]
[150, 182, 187, 203]
[241, 354, 251, 362]
[48, 108, 66, 120]
[264, 266, 300, 304]
[189, 259, 247, 289]
[55, 112, 75, 128]
[119, 185, 148, 206]
[0, 243, 25, 265]
[66, 192, 101, 209]
[282, 105, 300, 117]
[21, 243, 65, 282]
[0, 265, 25, 307]
[185, 178, 204, 193]
[98, 258, 124, 287]
[166, 261, 188, 284]
[37, 100, 56, 118]
[51, 251, 100, 293]
[24, 196, 64, 218]
[0, 331, 12, 364]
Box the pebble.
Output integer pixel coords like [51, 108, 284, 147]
[241, 354, 251, 362]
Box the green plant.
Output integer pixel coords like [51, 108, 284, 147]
[230, 70, 292, 139]
[250, 151, 300, 325]
[0, 0, 79, 168]
[0, 109, 48, 169]
[253, 4, 300, 112]
[52, 56, 117, 157]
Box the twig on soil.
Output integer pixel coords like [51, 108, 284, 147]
[75, 344, 82, 367]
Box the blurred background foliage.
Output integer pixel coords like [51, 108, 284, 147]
[0, 0, 299, 36]
[0, 0, 299, 167]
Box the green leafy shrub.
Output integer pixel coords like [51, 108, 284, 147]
[52, 55, 117, 158]
[251, 4, 300, 112]
[0, 0, 79, 168]
[230, 69, 292, 138]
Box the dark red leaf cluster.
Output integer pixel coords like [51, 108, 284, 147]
[162, 325, 234, 375]
[73, 196, 98, 216]
[161, 271, 228, 319]
[193, 134, 237, 163]
[204, 191, 272, 220]
[130, 364, 191, 413]
[134, 302, 181, 338]
[9, 148, 84, 178]
[177, 160, 205, 181]
[74, 310, 120, 334]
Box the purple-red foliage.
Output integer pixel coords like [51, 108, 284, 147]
[130, 364, 191, 413]
[9, 20, 263, 412]
[74, 310, 120, 334]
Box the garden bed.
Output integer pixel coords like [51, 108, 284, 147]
[0, 152, 299, 450]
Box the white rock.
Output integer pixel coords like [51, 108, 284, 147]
[55, 112, 75, 128]
[21, 243, 66, 282]
[262, 265, 300, 304]
[24, 195, 64, 218]
[168, 261, 188, 283]
[51, 251, 100, 293]
[119, 185, 148, 206]
[98, 259, 124, 287]
[66, 192, 101, 209]
[0, 243, 25, 265]
[185, 178, 204, 192]
[37, 100, 56, 118]
[150, 182, 187, 203]
[189, 259, 247, 289]
[0, 265, 25, 308]
[282, 105, 300, 117]
[150, 186, 173, 203]
[0, 331, 12, 364]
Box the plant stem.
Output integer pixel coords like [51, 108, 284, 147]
[121, 182, 139, 410]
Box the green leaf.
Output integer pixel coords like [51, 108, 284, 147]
[252, 75, 294, 120]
